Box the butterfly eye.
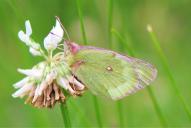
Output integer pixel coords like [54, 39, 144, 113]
[106, 66, 113, 71]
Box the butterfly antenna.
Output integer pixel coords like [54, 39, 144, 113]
[55, 16, 71, 41]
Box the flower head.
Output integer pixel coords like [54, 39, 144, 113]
[13, 18, 85, 108]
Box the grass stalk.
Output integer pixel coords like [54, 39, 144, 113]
[93, 96, 103, 127]
[117, 100, 124, 127]
[111, 28, 167, 127]
[108, 1, 124, 127]
[76, 0, 103, 127]
[147, 25, 191, 121]
[69, 101, 91, 126]
[108, 0, 114, 48]
[60, 102, 71, 128]
[147, 87, 167, 126]
[76, 0, 87, 45]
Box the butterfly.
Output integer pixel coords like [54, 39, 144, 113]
[65, 41, 157, 100]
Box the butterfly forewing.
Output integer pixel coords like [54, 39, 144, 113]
[69, 46, 157, 100]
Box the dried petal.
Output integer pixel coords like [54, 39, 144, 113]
[53, 83, 60, 100]
[25, 86, 35, 104]
[38, 81, 47, 96]
[46, 84, 53, 101]
[59, 90, 66, 102]
[32, 85, 40, 103]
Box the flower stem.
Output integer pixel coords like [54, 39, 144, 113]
[40, 49, 48, 60]
[111, 28, 167, 127]
[76, 0, 103, 127]
[60, 102, 71, 128]
[147, 25, 191, 121]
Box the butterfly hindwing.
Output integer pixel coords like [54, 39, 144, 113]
[69, 46, 157, 100]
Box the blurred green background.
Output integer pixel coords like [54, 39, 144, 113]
[1, 0, 191, 127]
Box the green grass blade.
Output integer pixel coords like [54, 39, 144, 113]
[147, 25, 191, 121]
[147, 87, 167, 126]
[111, 28, 134, 56]
[111, 28, 167, 127]
[108, 1, 124, 127]
[117, 100, 124, 127]
[60, 103, 71, 128]
[76, 0, 103, 127]
[76, 0, 87, 45]
[93, 96, 103, 127]
[69, 100, 91, 126]
[108, 0, 114, 48]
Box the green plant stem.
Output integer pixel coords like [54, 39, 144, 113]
[111, 28, 134, 56]
[108, 0, 113, 48]
[147, 87, 167, 126]
[60, 102, 71, 128]
[112, 28, 167, 127]
[69, 101, 91, 126]
[117, 100, 124, 127]
[76, 0, 87, 45]
[147, 25, 191, 121]
[93, 96, 103, 127]
[6, 0, 24, 21]
[108, 1, 124, 127]
[76, 0, 103, 127]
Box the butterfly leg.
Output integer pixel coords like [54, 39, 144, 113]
[66, 75, 85, 96]
[71, 77, 85, 90]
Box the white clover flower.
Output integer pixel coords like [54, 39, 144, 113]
[44, 20, 64, 51]
[13, 18, 85, 108]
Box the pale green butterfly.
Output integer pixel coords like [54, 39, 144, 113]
[66, 41, 157, 100]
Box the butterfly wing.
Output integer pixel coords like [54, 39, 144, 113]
[68, 45, 157, 100]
